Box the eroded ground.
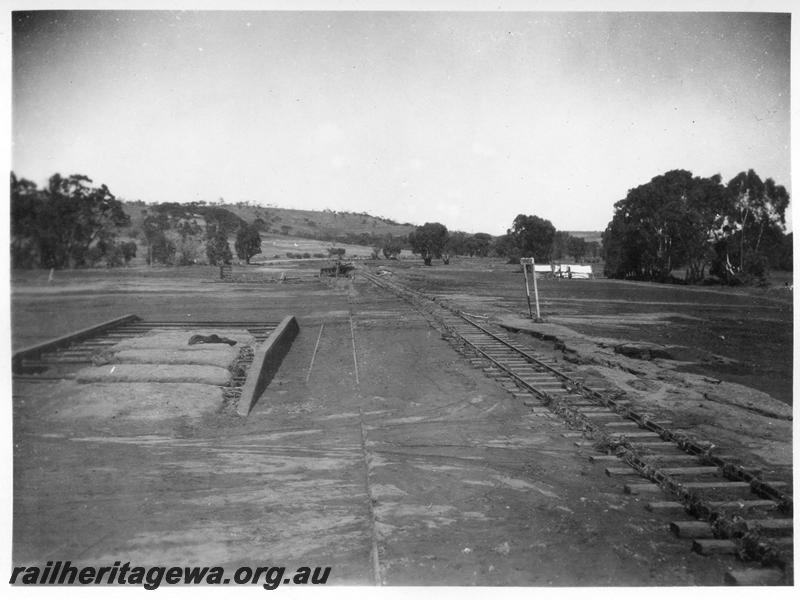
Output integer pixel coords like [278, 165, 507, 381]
[378, 259, 793, 483]
[391, 259, 793, 405]
[10, 263, 791, 586]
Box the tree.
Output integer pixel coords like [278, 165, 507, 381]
[141, 212, 170, 266]
[445, 231, 468, 256]
[441, 231, 492, 258]
[203, 206, 246, 234]
[604, 170, 721, 281]
[47, 174, 130, 268]
[235, 223, 263, 264]
[381, 235, 402, 259]
[171, 231, 201, 266]
[604, 172, 681, 279]
[603, 168, 789, 284]
[550, 231, 571, 261]
[408, 222, 448, 264]
[510, 214, 556, 263]
[101, 242, 127, 268]
[489, 233, 518, 260]
[10, 173, 41, 268]
[585, 241, 601, 260]
[602, 214, 648, 279]
[771, 232, 793, 272]
[147, 231, 177, 265]
[120, 241, 138, 265]
[205, 224, 232, 265]
[9, 172, 130, 269]
[567, 236, 587, 262]
[470, 233, 493, 257]
[711, 170, 790, 284]
[673, 174, 727, 283]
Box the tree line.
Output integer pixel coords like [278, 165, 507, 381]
[138, 201, 262, 266]
[489, 215, 600, 264]
[9, 171, 597, 271]
[10, 173, 264, 268]
[601, 169, 791, 284]
[405, 218, 596, 266]
[11, 173, 133, 268]
[12, 167, 789, 287]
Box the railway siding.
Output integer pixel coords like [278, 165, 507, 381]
[359, 267, 794, 585]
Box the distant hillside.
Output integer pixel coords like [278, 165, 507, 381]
[565, 231, 603, 244]
[120, 201, 603, 252]
[121, 200, 416, 244]
[225, 205, 415, 240]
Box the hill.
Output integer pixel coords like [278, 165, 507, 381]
[226, 205, 415, 241]
[116, 201, 418, 266]
[122, 201, 416, 244]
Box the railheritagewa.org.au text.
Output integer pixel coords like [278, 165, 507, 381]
[10, 561, 331, 590]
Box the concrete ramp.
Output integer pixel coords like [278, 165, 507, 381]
[14, 316, 298, 422]
[237, 316, 300, 416]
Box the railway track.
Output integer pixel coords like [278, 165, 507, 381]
[12, 316, 278, 401]
[359, 268, 794, 586]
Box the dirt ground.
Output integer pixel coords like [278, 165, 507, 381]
[388, 258, 793, 406]
[8, 263, 792, 586]
[381, 257, 793, 485]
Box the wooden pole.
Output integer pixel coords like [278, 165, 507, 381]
[531, 259, 541, 321]
[521, 261, 533, 319]
[520, 258, 541, 321]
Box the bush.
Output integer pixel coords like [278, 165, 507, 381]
[712, 252, 770, 287]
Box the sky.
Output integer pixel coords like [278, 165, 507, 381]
[10, 7, 792, 235]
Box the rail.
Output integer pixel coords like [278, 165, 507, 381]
[358, 267, 793, 585]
